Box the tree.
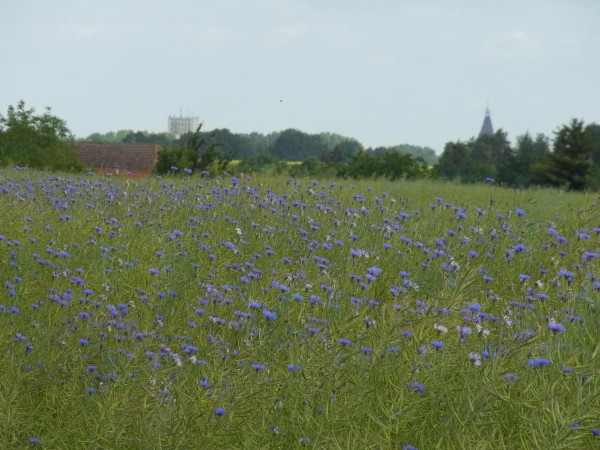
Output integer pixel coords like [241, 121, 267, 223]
[154, 123, 234, 175]
[435, 141, 471, 181]
[0, 100, 81, 171]
[533, 119, 594, 190]
[513, 133, 550, 187]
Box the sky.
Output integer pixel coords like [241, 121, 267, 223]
[1, 0, 599, 154]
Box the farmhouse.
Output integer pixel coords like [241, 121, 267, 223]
[76, 142, 160, 177]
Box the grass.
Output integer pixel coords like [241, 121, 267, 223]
[0, 168, 598, 449]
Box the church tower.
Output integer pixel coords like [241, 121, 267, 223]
[479, 106, 494, 136]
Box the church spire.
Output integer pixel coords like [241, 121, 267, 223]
[479, 105, 494, 136]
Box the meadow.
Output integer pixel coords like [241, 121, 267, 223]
[0, 168, 598, 449]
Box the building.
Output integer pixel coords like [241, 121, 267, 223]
[479, 107, 494, 136]
[168, 113, 199, 137]
[76, 142, 161, 177]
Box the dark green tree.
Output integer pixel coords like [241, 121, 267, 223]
[513, 133, 550, 187]
[435, 141, 472, 181]
[154, 123, 234, 175]
[533, 119, 594, 190]
[0, 100, 81, 171]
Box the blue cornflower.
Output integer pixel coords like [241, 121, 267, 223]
[338, 338, 352, 346]
[263, 309, 277, 321]
[251, 363, 266, 372]
[29, 438, 42, 444]
[548, 321, 566, 333]
[215, 407, 226, 416]
[431, 340, 445, 350]
[528, 357, 551, 367]
[515, 207, 526, 217]
[407, 381, 426, 394]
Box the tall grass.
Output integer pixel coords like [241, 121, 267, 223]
[0, 169, 598, 449]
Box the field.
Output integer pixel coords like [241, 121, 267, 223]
[0, 168, 598, 449]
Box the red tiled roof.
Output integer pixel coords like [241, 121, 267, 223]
[76, 143, 160, 176]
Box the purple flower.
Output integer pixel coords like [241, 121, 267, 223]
[407, 381, 426, 393]
[430, 340, 445, 350]
[528, 357, 551, 367]
[547, 321, 566, 333]
[215, 407, 226, 416]
[515, 207, 526, 217]
[338, 338, 352, 346]
[263, 309, 277, 321]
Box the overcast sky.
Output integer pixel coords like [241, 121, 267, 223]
[1, 0, 599, 153]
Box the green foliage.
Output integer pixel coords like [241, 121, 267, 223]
[437, 120, 600, 191]
[371, 143, 438, 165]
[235, 152, 288, 175]
[0, 100, 82, 171]
[154, 123, 234, 175]
[336, 149, 429, 180]
[534, 119, 595, 190]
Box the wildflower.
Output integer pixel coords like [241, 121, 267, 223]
[503, 373, 519, 383]
[251, 363, 265, 372]
[528, 357, 551, 367]
[434, 323, 448, 334]
[515, 207, 526, 217]
[214, 407, 226, 416]
[29, 438, 42, 444]
[457, 325, 472, 337]
[475, 323, 490, 337]
[547, 320, 566, 334]
[468, 351, 482, 366]
[338, 338, 352, 346]
[263, 309, 277, 321]
[430, 340, 445, 350]
[407, 381, 426, 393]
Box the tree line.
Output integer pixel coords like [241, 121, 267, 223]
[85, 126, 439, 166]
[1, 101, 599, 191]
[437, 121, 600, 190]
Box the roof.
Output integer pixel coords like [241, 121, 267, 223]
[479, 107, 494, 136]
[76, 142, 160, 176]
